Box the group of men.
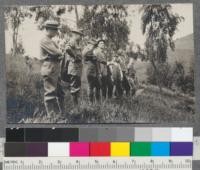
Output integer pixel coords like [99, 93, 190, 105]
[40, 20, 137, 121]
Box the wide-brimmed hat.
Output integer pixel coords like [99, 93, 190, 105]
[71, 28, 84, 36]
[43, 20, 60, 30]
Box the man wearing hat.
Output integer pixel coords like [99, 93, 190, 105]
[107, 53, 124, 98]
[117, 49, 131, 96]
[94, 39, 108, 100]
[83, 39, 101, 103]
[62, 28, 84, 106]
[40, 20, 63, 121]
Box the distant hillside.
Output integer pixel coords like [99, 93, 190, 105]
[136, 33, 194, 82]
[173, 34, 194, 50]
[167, 33, 194, 74]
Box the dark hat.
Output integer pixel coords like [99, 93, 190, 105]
[44, 20, 60, 30]
[96, 38, 105, 45]
[71, 28, 84, 36]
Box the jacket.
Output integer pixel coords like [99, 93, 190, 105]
[84, 48, 99, 77]
[94, 47, 108, 76]
[65, 41, 82, 76]
[40, 35, 62, 76]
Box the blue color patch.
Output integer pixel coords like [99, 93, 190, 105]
[151, 142, 170, 156]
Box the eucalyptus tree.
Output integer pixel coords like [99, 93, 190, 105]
[4, 7, 32, 56]
[78, 5, 130, 59]
[141, 4, 184, 91]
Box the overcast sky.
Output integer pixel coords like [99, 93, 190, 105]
[5, 3, 193, 58]
[127, 3, 193, 47]
[59, 3, 193, 46]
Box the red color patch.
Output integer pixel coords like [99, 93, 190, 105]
[90, 142, 110, 156]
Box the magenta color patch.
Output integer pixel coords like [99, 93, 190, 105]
[70, 142, 90, 156]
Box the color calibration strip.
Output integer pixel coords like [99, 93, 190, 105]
[5, 127, 193, 157]
[4, 142, 193, 157]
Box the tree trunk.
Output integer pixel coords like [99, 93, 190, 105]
[151, 59, 163, 93]
[11, 9, 19, 56]
[74, 6, 79, 27]
[149, 31, 163, 93]
[12, 29, 17, 56]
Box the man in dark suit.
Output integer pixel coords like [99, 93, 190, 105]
[94, 40, 109, 100]
[83, 39, 101, 103]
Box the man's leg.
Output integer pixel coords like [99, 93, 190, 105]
[57, 78, 65, 114]
[87, 75, 95, 103]
[70, 75, 81, 106]
[44, 99, 61, 116]
[72, 93, 79, 106]
[122, 74, 130, 96]
[115, 80, 123, 98]
[101, 76, 107, 99]
[95, 77, 101, 102]
[107, 75, 113, 99]
[43, 76, 61, 121]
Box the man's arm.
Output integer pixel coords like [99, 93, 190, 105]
[40, 38, 62, 57]
[84, 52, 96, 61]
[118, 64, 123, 81]
[65, 44, 76, 59]
[83, 47, 96, 61]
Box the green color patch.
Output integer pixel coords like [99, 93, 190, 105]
[130, 142, 151, 156]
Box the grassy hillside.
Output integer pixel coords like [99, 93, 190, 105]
[21, 87, 195, 124]
[167, 33, 194, 74]
[6, 32, 195, 124]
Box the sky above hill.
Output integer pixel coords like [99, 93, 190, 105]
[127, 4, 193, 47]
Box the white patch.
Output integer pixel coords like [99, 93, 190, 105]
[0, 138, 5, 162]
[193, 137, 200, 160]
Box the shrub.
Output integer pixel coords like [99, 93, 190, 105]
[146, 62, 173, 88]
[146, 62, 194, 95]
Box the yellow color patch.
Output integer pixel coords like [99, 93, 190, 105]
[111, 142, 130, 156]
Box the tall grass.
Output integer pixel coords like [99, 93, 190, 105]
[6, 54, 195, 124]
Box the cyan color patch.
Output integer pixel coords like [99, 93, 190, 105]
[151, 142, 170, 156]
